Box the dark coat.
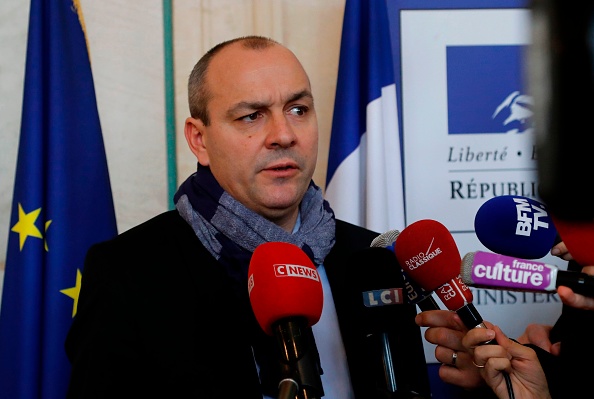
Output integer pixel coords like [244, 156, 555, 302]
[65, 211, 430, 398]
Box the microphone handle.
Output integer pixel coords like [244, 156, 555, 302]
[457, 303, 514, 399]
[455, 303, 495, 345]
[278, 378, 298, 399]
[456, 303, 486, 330]
[294, 343, 323, 399]
[274, 320, 323, 399]
[381, 332, 397, 393]
[416, 296, 440, 312]
[556, 270, 594, 296]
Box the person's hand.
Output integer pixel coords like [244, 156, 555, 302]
[462, 325, 552, 399]
[550, 241, 572, 261]
[516, 323, 560, 356]
[557, 265, 594, 310]
[415, 310, 485, 389]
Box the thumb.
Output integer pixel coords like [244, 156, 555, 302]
[550, 342, 561, 356]
[493, 326, 520, 359]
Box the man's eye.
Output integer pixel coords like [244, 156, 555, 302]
[240, 112, 260, 122]
[288, 106, 307, 116]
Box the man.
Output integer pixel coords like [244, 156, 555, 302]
[65, 36, 429, 398]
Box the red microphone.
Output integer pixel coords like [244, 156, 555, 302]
[395, 220, 514, 395]
[248, 242, 324, 399]
[550, 214, 594, 267]
[393, 219, 486, 330]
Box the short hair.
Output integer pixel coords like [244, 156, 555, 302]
[187, 36, 280, 126]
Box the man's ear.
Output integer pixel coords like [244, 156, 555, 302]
[184, 117, 209, 166]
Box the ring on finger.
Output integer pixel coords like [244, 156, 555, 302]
[451, 351, 458, 366]
[472, 360, 485, 368]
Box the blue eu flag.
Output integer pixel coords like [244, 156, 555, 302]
[0, 1, 118, 398]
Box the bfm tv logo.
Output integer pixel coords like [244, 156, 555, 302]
[362, 288, 404, 307]
[274, 264, 320, 282]
[513, 197, 550, 237]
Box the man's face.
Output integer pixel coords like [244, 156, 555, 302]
[187, 43, 318, 228]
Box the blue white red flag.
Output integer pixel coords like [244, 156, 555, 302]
[325, 0, 405, 233]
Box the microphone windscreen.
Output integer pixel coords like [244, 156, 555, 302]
[474, 195, 557, 259]
[248, 242, 323, 335]
[370, 229, 400, 248]
[393, 219, 462, 292]
[550, 214, 594, 266]
[343, 247, 406, 335]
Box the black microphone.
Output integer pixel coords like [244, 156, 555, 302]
[371, 230, 440, 312]
[341, 246, 431, 399]
[461, 250, 594, 297]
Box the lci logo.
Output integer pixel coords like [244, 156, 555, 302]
[362, 288, 404, 307]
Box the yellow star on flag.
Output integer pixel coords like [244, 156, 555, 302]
[44, 219, 53, 252]
[60, 269, 83, 318]
[11, 203, 43, 250]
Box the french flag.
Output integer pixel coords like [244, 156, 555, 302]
[324, 0, 405, 233]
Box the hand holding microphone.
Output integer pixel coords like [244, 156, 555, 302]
[393, 219, 485, 330]
[474, 195, 594, 268]
[556, 268, 594, 311]
[473, 195, 594, 308]
[460, 250, 594, 297]
[461, 324, 552, 399]
[395, 219, 515, 398]
[248, 242, 324, 399]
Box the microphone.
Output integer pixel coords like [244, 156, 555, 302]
[341, 246, 431, 399]
[550, 214, 594, 267]
[371, 230, 440, 311]
[394, 220, 518, 398]
[248, 242, 324, 399]
[393, 219, 486, 330]
[392, 220, 525, 399]
[474, 195, 558, 259]
[461, 250, 594, 297]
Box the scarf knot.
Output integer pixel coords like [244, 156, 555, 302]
[174, 166, 336, 280]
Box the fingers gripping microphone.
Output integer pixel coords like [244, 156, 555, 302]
[248, 242, 324, 399]
[393, 220, 485, 330]
[395, 220, 514, 399]
[461, 251, 594, 296]
[371, 230, 440, 312]
[474, 195, 558, 259]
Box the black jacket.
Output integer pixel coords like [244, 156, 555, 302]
[65, 211, 430, 398]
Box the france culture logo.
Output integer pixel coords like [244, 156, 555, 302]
[447, 45, 533, 135]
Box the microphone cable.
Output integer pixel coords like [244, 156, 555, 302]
[482, 337, 514, 399]
[503, 371, 515, 399]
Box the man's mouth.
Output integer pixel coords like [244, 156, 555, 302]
[266, 162, 298, 172]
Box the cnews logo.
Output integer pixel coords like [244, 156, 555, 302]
[274, 264, 320, 282]
[362, 288, 404, 307]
